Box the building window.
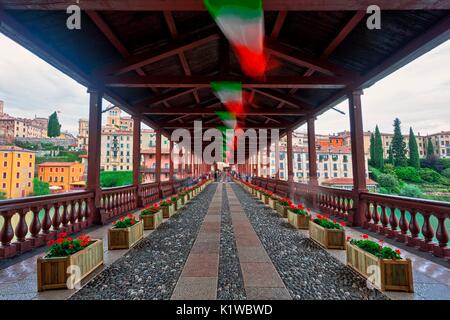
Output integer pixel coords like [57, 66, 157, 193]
[49, 176, 52, 182]
[3, 161, 6, 167]
[50, 168, 53, 172]
[16, 173, 20, 179]
[54, 177, 58, 182]
[2, 173, 6, 179]
[55, 168, 58, 173]
[61, 176, 64, 182]
[28, 173, 32, 178]
[333, 164, 338, 171]
[17, 161, 20, 167]
[16, 183, 19, 188]
[29, 162, 32, 167]
[61, 168, 64, 172]
[28, 182, 31, 187]
[17, 153, 21, 158]
[2, 183, 5, 188]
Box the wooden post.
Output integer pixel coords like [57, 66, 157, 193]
[132, 115, 142, 207]
[349, 90, 368, 227]
[287, 129, 294, 199]
[275, 138, 280, 180]
[87, 88, 104, 224]
[155, 129, 162, 198]
[169, 140, 174, 180]
[307, 117, 318, 208]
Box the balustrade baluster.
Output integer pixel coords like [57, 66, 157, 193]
[42, 205, 52, 234]
[420, 212, 434, 252]
[380, 205, 388, 234]
[61, 202, 69, 227]
[408, 209, 420, 246]
[29, 207, 42, 238]
[70, 201, 77, 225]
[52, 204, 62, 230]
[397, 208, 408, 242]
[15, 209, 29, 242]
[1, 211, 15, 246]
[436, 215, 449, 248]
[388, 206, 399, 238]
[365, 202, 373, 226]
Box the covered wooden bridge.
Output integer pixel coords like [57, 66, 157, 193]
[0, 0, 449, 264]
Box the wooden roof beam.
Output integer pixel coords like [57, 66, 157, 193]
[251, 89, 315, 110]
[103, 75, 350, 89]
[141, 107, 306, 116]
[5, 1, 450, 10]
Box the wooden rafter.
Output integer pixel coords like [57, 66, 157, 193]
[142, 106, 306, 116]
[163, 11, 201, 104]
[99, 33, 220, 76]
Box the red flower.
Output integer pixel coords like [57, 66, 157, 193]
[346, 236, 352, 241]
[324, 214, 329, 219]
[69, 244, 74, 249]
[362, 234, 369, 240]
[47, 240, 55, 246]
[56, 238, 64, 244]
[131, 220, 136, 225]
[298, 204, 305, 210]
[66, 238, 72, 242]
[333, 220, 337, 224]
[395, 249, 401, 255]
[340, 221, 346, 227]
[127, 214, 133, 218]
[378, 239, 384, 244]
[113, 221, 116, 225]
[59, 232, 67, 238]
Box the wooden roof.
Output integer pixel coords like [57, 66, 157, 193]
[0, 1, 449, 141]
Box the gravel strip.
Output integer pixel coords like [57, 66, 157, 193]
[231, 183, 388, 300]
[217, 185, 247, 300]
[70, 183, 218, 300]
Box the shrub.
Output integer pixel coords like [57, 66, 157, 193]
[440, 158, 450, 169]
[383, 163, 396, 175]
[377, 173, 399, 189]
[442, 168, 450, 178]
[395, 166, 421, 183]
[419, 168, 441, 183]
[399, 184, 423, 198]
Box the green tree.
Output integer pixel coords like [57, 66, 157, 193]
[47, 112, 61, 138]
[391, 118, 407, 167]
[408, 127, 420, 169]
[426, 138, 434, 158]
[373, 126, 384, 169]
[0, 192, 6, 200]
[32, 178, 50, 196]
[369, 133, 375, 166]
[387, 144, 394, 164]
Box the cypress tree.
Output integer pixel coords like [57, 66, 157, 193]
[391, 118, 407, 167]
[47, 112, 61, 138]
[426, 138, 434, 158]
[408, 127, 420, 168]
[369, 133, 375, 166]
[373, 125, 384, 169]
[387, 145, 394, 164]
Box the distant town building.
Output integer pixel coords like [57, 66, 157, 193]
[427, 131, 450, 158]
[141, 147, 172, 182]
[0, 146, 35, 198]
[77, 119, 89, 150]
[38, 162, 85, 193]
[322, 178, 379, 192]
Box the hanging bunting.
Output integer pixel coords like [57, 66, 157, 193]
[204, 0, 267, 78]
[211, 81, 244, 115]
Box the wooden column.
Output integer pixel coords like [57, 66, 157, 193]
[155, 130, 162, 198]
[169, 140, 174, 180]
[287, 129, 294, 198]
[266, 142, 271, 178]
[87, 88, 104, 224]
[275, 138, 280, 180]
[349, 90, 368, 227]
[132, 115, 142, 207]
[307, 117, 318, 208]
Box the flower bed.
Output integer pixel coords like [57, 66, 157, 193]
[287, 204, 311, 229]
[160, 199, 175, 218]
[140, 204, 163, 230]
[276, 198, 292, 218]
[309, 215, 346, 249]
[347, 236, 414, 292]
[37, 233, 103, 291]
[108, 215, 144, 250]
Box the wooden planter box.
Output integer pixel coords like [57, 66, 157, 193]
[275, 202, 289, 218]
[177, 198, 183, 209]
[309, 221, 346, 250]
[262, 195, 270, 205]
[269, 198, 278, 210]
[346, 242, 414, 292]
[162, 204, 175, 218]
[179, 195, 187, 205]
[187, 192, 192, 200]
[37, 239, 103, 292]
[140, 211, 163, 230]
[288, 211, 310, 229]
[108, 220, 144, 250]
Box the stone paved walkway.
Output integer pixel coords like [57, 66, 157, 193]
[0, 181, 448, 300]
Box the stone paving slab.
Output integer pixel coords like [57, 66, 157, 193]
[246, 287, 292, 300]
[171, 277, 218, 300]
[241, 262, 286, 288]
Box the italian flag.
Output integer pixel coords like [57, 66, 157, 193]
[204, 0, 267, 78]
[211, 81, 243, 115]
[216, 111, 237, 129]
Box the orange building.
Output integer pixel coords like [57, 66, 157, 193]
[0, 146, 35, 198]
[38, 162, 85, 193]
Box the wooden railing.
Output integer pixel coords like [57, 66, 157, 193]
[247, 177, 450, 259]
[139, 182, 160, 206]
[100, 185, 138, 220]
[0, 191, 94, 258]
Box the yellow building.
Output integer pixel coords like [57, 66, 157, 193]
[0, 146, 35, 199]
[38, 162, 85, 193]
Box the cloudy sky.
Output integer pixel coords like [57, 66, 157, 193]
[0, 33, 449, 136]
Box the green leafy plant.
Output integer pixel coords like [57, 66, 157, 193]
[288, 204, 310, 216]
[278, 198, 292, 207]
[349, 235, 402, 260]
[46, 233, 93, 258]
[159, 200, 172, 207]
[141, 204, 160, 215]
[395, 166, 421, 183]
[313, 215, 344, 230]
[112, 214, 138, 228]
[399, 184, 423, 198]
